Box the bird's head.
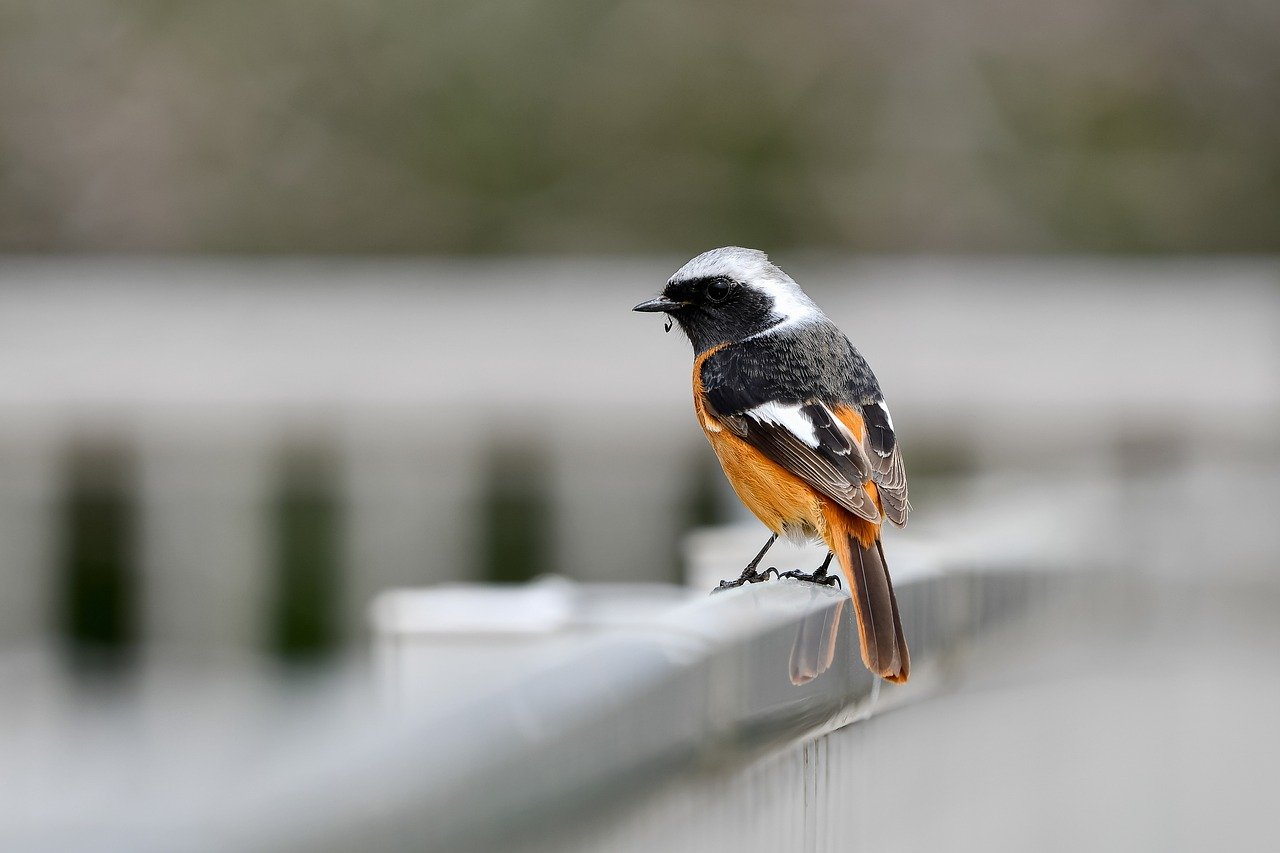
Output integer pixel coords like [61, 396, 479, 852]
[633, 247, 821, 353]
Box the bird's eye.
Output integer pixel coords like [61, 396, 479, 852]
[705, 278, 735, 303]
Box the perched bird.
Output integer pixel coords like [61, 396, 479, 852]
[634, 247, 910, 682]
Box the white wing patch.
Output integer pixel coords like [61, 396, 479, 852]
[746, 401, 820, 448]
[876, 399, 894, 431]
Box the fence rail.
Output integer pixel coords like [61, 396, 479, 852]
[0, 257, 1275, 659]
[0, 513, 1069, 851]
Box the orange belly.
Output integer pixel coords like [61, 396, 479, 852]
[706, 427, 827, 539]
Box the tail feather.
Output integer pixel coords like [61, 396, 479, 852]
[824, 507, 910, 682]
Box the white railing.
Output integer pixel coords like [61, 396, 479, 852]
[0, 257, 1274, 655]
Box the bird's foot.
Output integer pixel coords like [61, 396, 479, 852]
[712, 565, 779, 593]
[779, 565, 841, 588]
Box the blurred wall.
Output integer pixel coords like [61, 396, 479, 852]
[0, 257, 1275, 661]
[1, 2, 1277, 662]
[1, 1, 1277, 253]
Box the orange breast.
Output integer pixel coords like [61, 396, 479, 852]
[692, 347, 827, 538]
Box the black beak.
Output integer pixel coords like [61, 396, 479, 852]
[632, 296, 682, 313]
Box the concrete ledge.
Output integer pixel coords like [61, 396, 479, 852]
[295, 565, 1054, 851]
[0, 551, 1057, 852]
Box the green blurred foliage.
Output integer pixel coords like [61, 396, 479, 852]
[0, 0, 1276, 252]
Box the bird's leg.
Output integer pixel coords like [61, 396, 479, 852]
[781, 551, 841, 588]
[714, 533, 780, 591]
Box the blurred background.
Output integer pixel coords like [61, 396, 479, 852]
[3, 0, 1279, 254]
[1, 1, 1278, 849]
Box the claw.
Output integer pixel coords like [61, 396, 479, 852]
[712, 565, 780, 593]
[780, 568, 841, 588]
[711, 533, 783, 594]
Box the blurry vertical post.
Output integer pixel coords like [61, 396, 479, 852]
[269, 441, 344, 661]
[676, 449, 730, 581]
[478, 442, 552, 584]
[57, 439, 139, 662]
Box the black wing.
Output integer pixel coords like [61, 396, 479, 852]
[707, 397, 883, 524]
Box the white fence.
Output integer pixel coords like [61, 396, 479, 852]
[0, 256, 1275, 654]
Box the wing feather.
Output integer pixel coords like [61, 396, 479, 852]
[861, 399, 910, 526]
[710, 396, 882, 523]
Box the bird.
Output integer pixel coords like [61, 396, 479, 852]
[634, 247, 910, 682]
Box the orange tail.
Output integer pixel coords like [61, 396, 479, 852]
[823, 505, 910, 683]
